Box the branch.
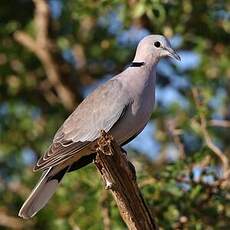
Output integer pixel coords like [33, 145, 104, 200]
[94, 131, 157, 230]
[0, 212, 25, 229]
[14, 0, 75, 110]
[166, 118, 185, 160]
[192, 88, 229, 179]
[33, 0, 50, 47]
[209, 119, 230, 128]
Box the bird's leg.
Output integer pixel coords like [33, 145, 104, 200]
[121, 147, 127, 155]
[128, 161, 137, 181]
[120, 148, 136, 181]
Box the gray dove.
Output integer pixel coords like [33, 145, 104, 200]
[19, 34, 180, 219]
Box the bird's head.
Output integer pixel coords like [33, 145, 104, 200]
[134, 34, 181, 64]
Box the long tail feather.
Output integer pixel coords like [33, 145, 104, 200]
[18, 166, 69, 219]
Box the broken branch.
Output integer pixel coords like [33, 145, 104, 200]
[94, 131, 157, 230]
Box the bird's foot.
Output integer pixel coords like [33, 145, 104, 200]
[121, 147, 127, 155]
[128, 161, 137, 181]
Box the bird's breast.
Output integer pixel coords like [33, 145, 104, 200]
[131, 82, 155, 129]
[111, 76, 155, 145]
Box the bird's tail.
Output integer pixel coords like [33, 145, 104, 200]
[18, 166, 69, 219]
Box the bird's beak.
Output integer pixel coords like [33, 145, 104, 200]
[165, 47, 181, 61]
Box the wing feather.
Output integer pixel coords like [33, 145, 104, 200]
[34, 79, 130, 171]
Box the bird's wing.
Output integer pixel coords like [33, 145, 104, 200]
[34, 79, 130, 171]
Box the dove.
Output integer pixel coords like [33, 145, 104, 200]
[19, 34, 180, 219]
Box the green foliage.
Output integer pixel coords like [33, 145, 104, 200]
[140, 154, 230, 229]
[0, 0, 229, 229]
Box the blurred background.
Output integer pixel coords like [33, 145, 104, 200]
[0, 0, 230, 229]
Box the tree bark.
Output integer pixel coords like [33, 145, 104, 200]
[94, 130, 157, 230]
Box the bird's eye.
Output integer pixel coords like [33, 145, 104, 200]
[154, 41, 161, 48]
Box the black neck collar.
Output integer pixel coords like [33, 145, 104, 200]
[130, 62, 145, 67]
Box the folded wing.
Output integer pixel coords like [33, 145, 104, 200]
[34, 79, 130, 171]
